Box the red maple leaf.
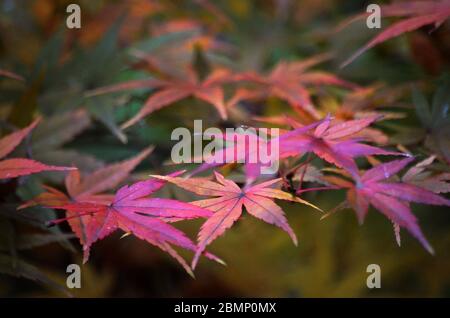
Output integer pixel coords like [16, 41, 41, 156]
[230, 54, 357, 119]
[191, 116, 395, 183]
[21, 148, 163, 261]
[151, 171, 321, 269]
[340, 0, 450, 67]
[0, 118, 74, 179]
[21, 147, 154, 209]
[279, 115, 401, 178]
[254, 111, 390, 145]
[52, 172, 220, 276]
[87, 68, 232, 128]
[326, 157, 450, 253]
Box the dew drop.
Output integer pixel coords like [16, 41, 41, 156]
[383, 166, 389, 179]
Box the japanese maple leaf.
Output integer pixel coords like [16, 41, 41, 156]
[0, 118, 74, 179]
[231, 54, 357, 119]
[51, 172, 219, 276]
[279, 115, 401, 178]
[21, 147, 154, 209]
[151, 172, 321, 269]
[192, 116, 394, 182]
[254, 111, 389, 145]
[340, 0, 450, 67]
[21, 147, 158, 255]
[87, 68, 232, 129]
[327, 157, 450, 254]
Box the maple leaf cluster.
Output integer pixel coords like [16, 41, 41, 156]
[18, 110, 449, 274]
[2, 0, 450, 276]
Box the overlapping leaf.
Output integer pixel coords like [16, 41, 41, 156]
[21, 148, 155, 250]
[279, 115, 401, 178]
[151, 171, 321, 269]
[326, 157, 450, 253]
[231, 54, 357, 119]
[402, 156, 450, 193]
[0, 118, 74, 179]
[52, 172, 219, 276]
[88, 68, 233, 128]
[21, 147, 154, 209]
